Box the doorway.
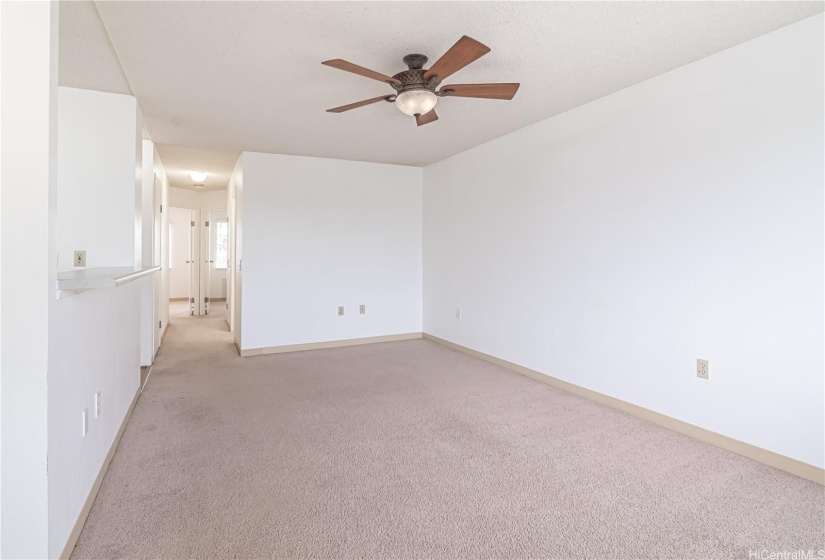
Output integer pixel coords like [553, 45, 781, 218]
[168, 206, 198, 316]
[168, 205, 229, 319]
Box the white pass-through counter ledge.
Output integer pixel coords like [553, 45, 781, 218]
[57, 266, 160, 297]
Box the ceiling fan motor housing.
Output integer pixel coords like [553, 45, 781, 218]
[391, 54, 440, 94]
[403, 53, 428, 70]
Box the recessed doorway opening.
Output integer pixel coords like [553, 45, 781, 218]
[168, 206, 229, 325]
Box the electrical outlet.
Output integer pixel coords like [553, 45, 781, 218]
[338, 306, 344, 316]
[81, 407, 88, 437]
[359, 304, 365, 315]
[697, 359, 709, 380]
[94, 391, 101, 418]
[74, 250, 86, 267]
[456, 307, 461, 320]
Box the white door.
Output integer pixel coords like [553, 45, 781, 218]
[201, 208, 228, 316]
[169, 207, 200, 315]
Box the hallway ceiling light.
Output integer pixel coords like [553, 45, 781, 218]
[190, 171, 208, 182]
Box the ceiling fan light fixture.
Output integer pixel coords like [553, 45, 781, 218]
[190, 171, 208, 183]
[395, 89, 438, 117]
[324, 36, 517, 126]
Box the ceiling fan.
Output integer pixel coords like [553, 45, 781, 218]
[322, 35, 520, 126]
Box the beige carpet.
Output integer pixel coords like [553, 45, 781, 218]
[72, 306, 824, 559]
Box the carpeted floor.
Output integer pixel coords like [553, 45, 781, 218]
[72, 305, 824, 559]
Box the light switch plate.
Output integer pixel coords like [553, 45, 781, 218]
[456, 308, 461, 320]
[338, 306, 344, 316]
[94, 391, 101, 418]
[359, 304, 365, 315]
[81, 407, 88, 437]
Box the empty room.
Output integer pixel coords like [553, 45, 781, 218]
[1, 1, 823, 559]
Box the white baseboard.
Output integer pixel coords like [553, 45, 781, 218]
[238, 332, 423, 357]
[423, 333, 824, 485]
[59, 383, 142, 559]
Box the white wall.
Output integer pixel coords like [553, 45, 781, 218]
[168, 186, 227, 209]
[239, 153, 422, 350]
[423, 14, 825, 469]
[228, 156, 244, 340]
[47, 285, 141, 557]
[0, 2, 58, 556]
[55, 87, 138, 271]
[49, 86, 145, 556]
[168, 206, 192, 299]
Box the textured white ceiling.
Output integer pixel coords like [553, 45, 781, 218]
[155, 144, 240, 191]
[64, 1, 823, 167]
[58, 1, 132, 96]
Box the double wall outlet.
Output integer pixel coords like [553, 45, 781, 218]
[338, 306, 344, 316]
[697, 359, 709, 380]
[74, 250, 86, 267]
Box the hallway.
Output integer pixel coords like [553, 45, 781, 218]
[71, 314, 823, 558]
[168, 299, 230, 321]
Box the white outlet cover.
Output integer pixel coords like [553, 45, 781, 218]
[94, 391, 101, 418]
[338, 306, 344, 316]
[697, 359, 709, 379]
[82, 407, 88, 437]
[456, 308, 461, 320]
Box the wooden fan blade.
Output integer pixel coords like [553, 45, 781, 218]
[322, 59, 401, 85]
[415, 109, 438, 126]
[327, 95, 391, 113]
[423, 36, 491, 82]
[439, 83, 520, 100]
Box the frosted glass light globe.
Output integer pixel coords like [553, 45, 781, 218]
[395, 89, 438, 116]
[190, 171, 208, 183]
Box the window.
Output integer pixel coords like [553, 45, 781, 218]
[215, 220, 228, 269]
